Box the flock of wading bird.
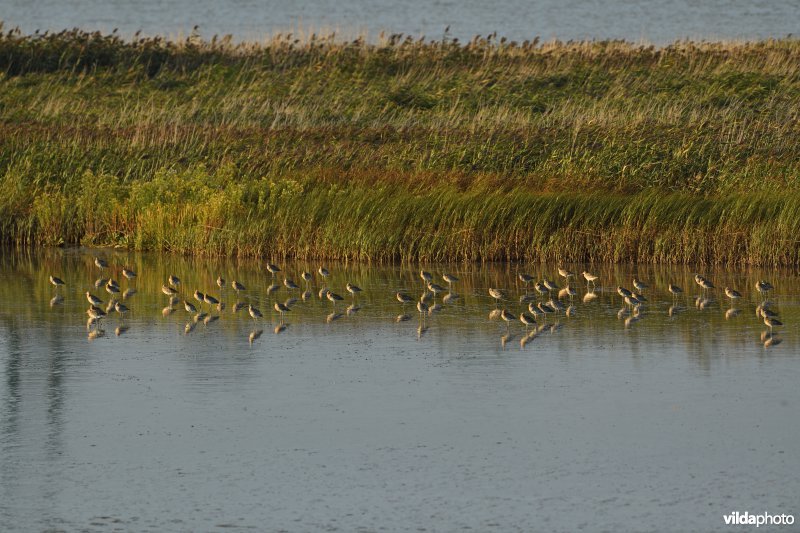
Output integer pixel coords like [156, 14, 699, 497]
[47, 258, 786, 348]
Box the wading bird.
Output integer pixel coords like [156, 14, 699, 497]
[248, 304, 262, 322]
[396, 292, 413, 308]
[668, 283, 683, 300]
[724, 287, 742, 306]
[442, 273, 459, 287]
[346, 282, 362, 300]
[519, 312, 536, 331]
[326, 289, 344, 308]
[582, 271, 598, 288]
[274, 302, 290, 321]
[489, 288, 504, 307]
[427, 282, 445, 302]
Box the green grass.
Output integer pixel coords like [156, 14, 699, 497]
[1, 27, 800, 264]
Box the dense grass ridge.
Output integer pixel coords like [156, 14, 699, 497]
[1, 27, 799, 264]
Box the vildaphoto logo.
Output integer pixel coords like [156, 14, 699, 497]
[724, 511, 794, 527]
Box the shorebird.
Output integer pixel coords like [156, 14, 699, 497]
[617, 286, 633, 299]
[534, 281, 548, 297]
[318, 267, 330, 279]
[543, 280, 560, 293]
[284, 278, 300, 291]
[49, 275, 65, 289]
[537, 302, 555, 321]
[416, 300, 428, 319]
[632, 278, 647, 292]
[216, 276, 226, 289]
[624, 295, 640, 308]
[302, 271, 312, 285]
[184, 300, 197, 314]
[558, 268, 575, 280]
[86, 291, 103, 307]
[563, 285, 577, 301]
[724, 287, 742, 306]
[114, 301, 129, 319]
[755, 280, 773, 299]
[231, 280, 245, 293]
[763, 316, 783, 333]
[668, 283, 683, 300]
[528, 302, 544, 319]
[500, 309, 516, 331]
[442, 273, 459, 287]
[346, 282, 362, 300]
[87, 305, 106, 322]
[396, 292, 414, 308]
[427, 282, 445, 301]
[168, 275, 181, 287]
[518, 273, 534, 290]
[699, 277, 715, 294]
[266, 263, 281, 277]
[162, 284, 177, 296]
[582, 271, 598, 288]
[519, 312, 536, 331]
[193, 290, 205, 306]
[548, 298, 565, 315]
[94, 257, 108, 270]
[248, 304, 263, 322]
[420, 270, 433, 285]
[274, 302, 290, 321]
[759, 307, 779, 319]
[489, 288, 504, 307]
[94, 277, 108, 288]
[122, 268, 137, 281]
[203, 294, 219, 309]
[326, 289, 344, 308]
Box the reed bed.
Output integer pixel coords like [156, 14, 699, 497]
[1, 27, 799, 265]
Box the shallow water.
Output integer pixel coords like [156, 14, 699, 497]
[5, 0, 800, 44]
[0, 248, 798, 531]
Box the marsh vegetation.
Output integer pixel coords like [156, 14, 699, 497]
[1, 28, 799, 264]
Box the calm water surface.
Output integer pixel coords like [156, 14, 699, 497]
[3, 0, 799, 44]
[1, 248, 799, 531]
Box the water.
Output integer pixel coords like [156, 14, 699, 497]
[3, 0, 799, 44]
[0, 248, 798, 531]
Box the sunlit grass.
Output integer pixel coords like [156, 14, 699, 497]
[1, 27, 799, 264]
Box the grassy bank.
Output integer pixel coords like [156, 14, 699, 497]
[1, 28, 799, 264]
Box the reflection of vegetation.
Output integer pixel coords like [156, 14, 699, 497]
[1, 29, 800, 264]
